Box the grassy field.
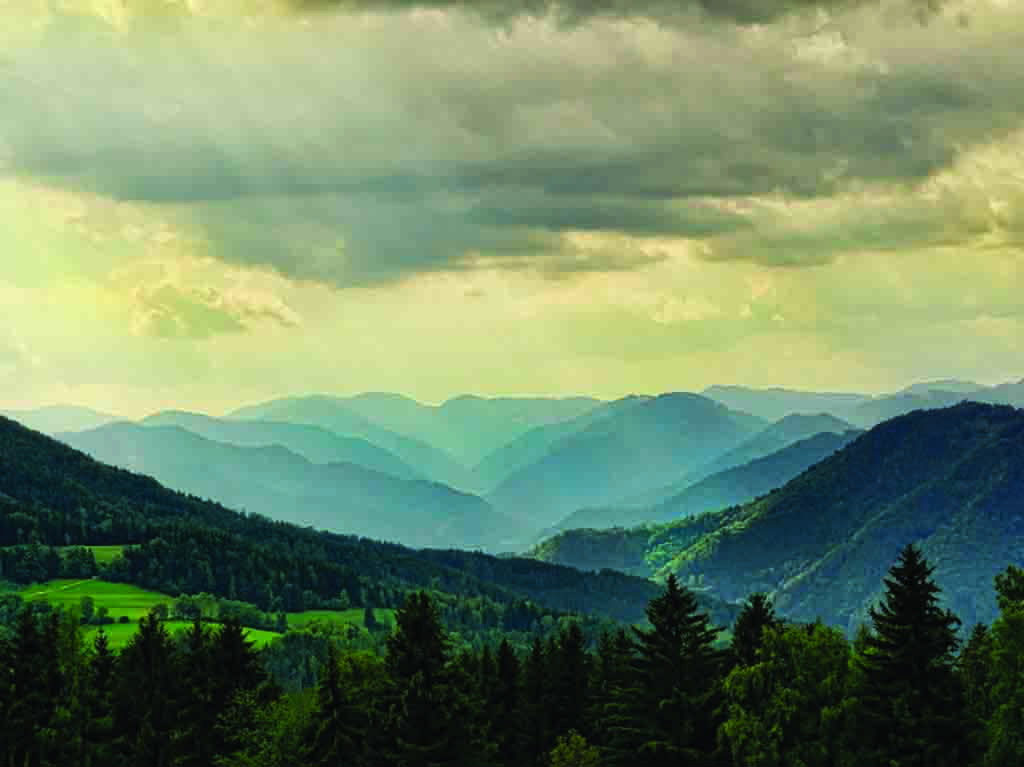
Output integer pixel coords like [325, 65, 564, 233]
[10, 579, 398, 649]
[81, 621, 282, 650]
[75, 545, 127, 565]
[287, 607, 395, 631]
[25, 578, 172, 621]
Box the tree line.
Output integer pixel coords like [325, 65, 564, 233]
[2, 544, 1023, 766]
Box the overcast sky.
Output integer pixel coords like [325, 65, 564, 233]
[1, 0, 1022, 416]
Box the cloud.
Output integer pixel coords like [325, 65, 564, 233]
[292, 0, 951, 27]
[1, 2, 1021, 288]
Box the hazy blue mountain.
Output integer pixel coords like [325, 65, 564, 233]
[899, 379, 985, 396]
[702, 385, 871, 422]
[487, 393, 765, 527]
[535, 402, 1024, 632]
[141, 410, 420, 480]
[550, 429, 862, 533]
[227, 395, 478, 491]
[1, 405, 117, 435]
[58, 423, 520, 551]
[623, 412, 857, 508]
[978, 378, 1024, 407]
[339, 392, 602, 467]
[847, 389, 969, 427]
[472, 395, 652, 492]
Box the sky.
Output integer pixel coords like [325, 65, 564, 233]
[1, 0, 1023, 416]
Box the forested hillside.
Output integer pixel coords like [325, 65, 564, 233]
[0, 415, 666, 631]
[536, 403, 1024, 631]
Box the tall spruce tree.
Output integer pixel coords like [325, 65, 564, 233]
[732, 593, 780, 667]
[611, 574, 726, 767]
[984, 565, 1024, 767]
[854, 544, 967, 767]
[385, 591, 491, 767]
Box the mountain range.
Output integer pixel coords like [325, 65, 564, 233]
[58, 422, 519, 551]
[533, 402, 1024, 631]
[486, 393, 766, 527]
[549, 429, 862, 534]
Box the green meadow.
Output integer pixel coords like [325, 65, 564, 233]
[12, 579, 396, 649]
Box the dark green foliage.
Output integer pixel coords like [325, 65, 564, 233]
[607, 575, 727, 767]
[731, 592, 780, 667]
[852, 544, 968, 767]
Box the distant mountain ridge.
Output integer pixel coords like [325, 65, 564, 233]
[487, 393, 765, 526]
[227, 395, 479, 492]
[58, 422, 520, 551]
[550, 429, 862, 534]
[141, 410, 420, 480]
[534, 403, 1024, 632]
[0, 405, 118, 435]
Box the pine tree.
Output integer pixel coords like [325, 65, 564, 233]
[731, 593, 780, 667]
[171, 618, 214, 766]
[984, 565, 1024, 767]
[549, 622, 590, 741]
[385, 591, 491, 766]
[613, 574, 726, 767]
[84, 629, 117, 767]
[491, 639, 524, 766]
[854, 544, 967, 767]
[114, 610, 181, 767]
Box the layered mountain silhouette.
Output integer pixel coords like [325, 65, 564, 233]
[58, 422, 519, 551]
[487, 393, 765, 526]
[142, 410, 420, 480]
[623, 412, 856, 508]
[550, 429, 862, 533]
[0, 414, 670, 625]
[228, 395, 478, 492]
[0, 405, 117, 435]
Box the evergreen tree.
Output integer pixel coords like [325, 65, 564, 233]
[490, 639, 524, 766]
[589, 628, 636, 763]
[114, 610, 181, 767]
[3, 606, 62, 767]
[522, 636, 552, 765]
[85, 629, 117, 767]
[171, 618, 215, 766]
[958, 623, 994, 766]
[612, 574, 726, 767]
[853, 544, 967, 767]
[385, 591, 491, 766]
[731, 593, 780, 667]
[984, 565, 1024, 767]
[549, 621, 590, 741]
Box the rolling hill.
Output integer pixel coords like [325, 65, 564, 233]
[58, 422, 518, 551]
[141, 410, 420, 480]
[534, 403, 1024, 632]
[487, 393, 765, 527]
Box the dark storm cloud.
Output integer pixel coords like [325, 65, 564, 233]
[1, 2, 1020, 285]
[291, 0, 947, 26]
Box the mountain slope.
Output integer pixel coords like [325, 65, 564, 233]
[227, 395, 477, 491]
[568, 403, 1024, 632]
[473, 396, 651, 491]
[58, 423, 518, 551]
[487, 393, 765, 526]
[0, 415, 669, 626]
[0, 405, 117, 434]
[551, 430, 862, 533]
[625, 412, 856, 508]
[141, 410, 420, 480]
